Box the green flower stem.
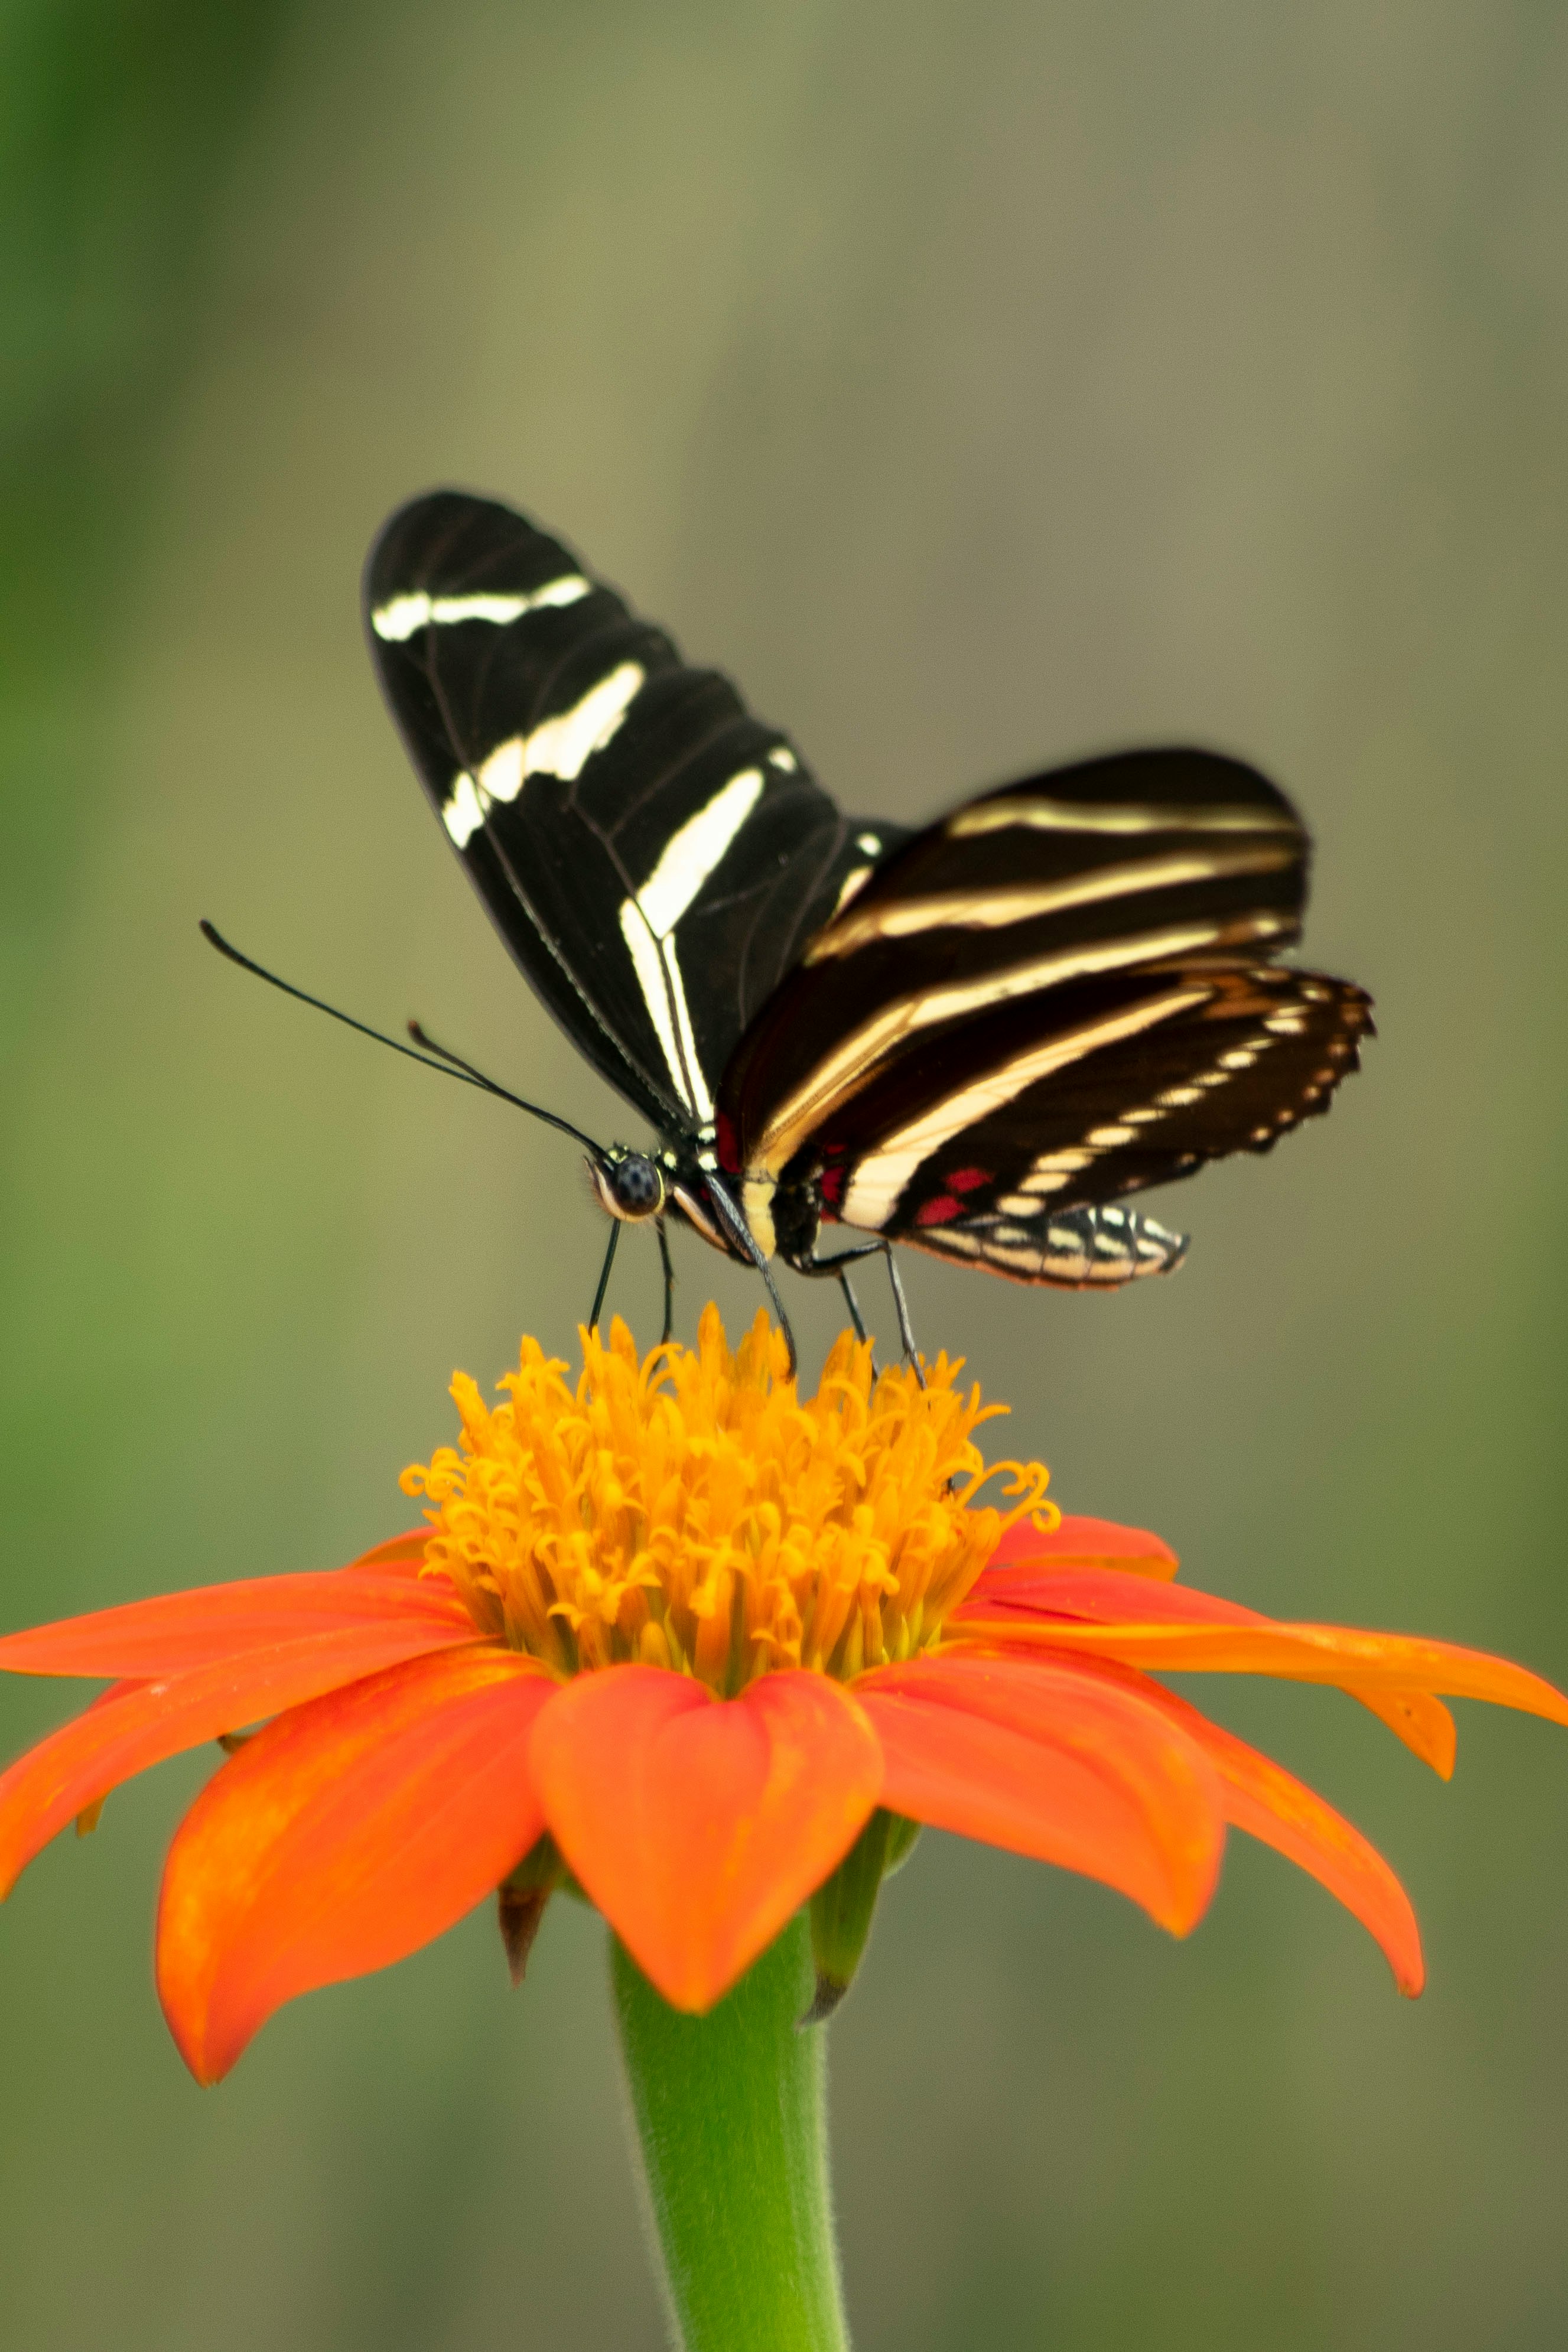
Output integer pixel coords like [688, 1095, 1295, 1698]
[612, 1916, 852, 2352]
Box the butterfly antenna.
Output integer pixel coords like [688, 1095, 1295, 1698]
[408, 1019, 512, 1089]
[199, 920, 604, 1155]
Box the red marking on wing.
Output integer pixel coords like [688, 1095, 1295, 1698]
[915, 1195, 965, 1227]
[819, 1165, 846, 1207]
[945, 1167, 990, 1194]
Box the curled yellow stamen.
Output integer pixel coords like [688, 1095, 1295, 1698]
[401, 1306, 1055, 1693]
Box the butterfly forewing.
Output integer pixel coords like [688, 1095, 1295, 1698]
[717, 749, 1309, 1167]
[365, 492, 905, 1139]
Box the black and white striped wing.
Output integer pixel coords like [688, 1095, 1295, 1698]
[365, 492, 905, 1140]
[716, 748, 1372, 1280]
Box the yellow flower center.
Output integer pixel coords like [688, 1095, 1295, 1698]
[401, 1305, 1054, 1693]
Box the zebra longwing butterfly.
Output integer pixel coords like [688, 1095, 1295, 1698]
[365, 490, 1371, 1358]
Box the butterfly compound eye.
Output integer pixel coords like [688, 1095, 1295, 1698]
[591, 1152, 666, 1222]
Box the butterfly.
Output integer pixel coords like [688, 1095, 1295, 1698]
[362, 489, 1372, 1367]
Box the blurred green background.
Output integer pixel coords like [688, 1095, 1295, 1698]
[4, 2, 1567, 2345]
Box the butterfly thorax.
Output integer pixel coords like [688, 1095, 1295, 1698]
[721, 1166, 822, 1268]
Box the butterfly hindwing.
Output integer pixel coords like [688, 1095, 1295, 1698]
[903, 1201, 1192, 1287]
[366, 491, 905, 1138]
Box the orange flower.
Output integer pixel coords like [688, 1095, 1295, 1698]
[2, 1309, 1564, 2085]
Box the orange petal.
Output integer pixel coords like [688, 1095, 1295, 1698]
[983, 1514, 1180, 1582]
[956, 1580, 1459, 1774]
[1116, 1669, 1424, 1993]
[0, 1570, 471, 1679]
[0, 1621, 487, 1896]
[951, 1615, 1568, 1724]
[1349, 1688, 1456, 1778]
[855, 1652, 1224, 1934]
[959, 1564, 1254, 1626]
[531, 1666, 882, 2012]
[157, 1647, 554, 2083]
[344, 1532, 431, 1575]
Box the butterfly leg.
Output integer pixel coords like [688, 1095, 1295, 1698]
[701, 1181, 801, 1375]
[835, 1267, 870, 1348]
[879, 1241, 924, 1386]
[790, 1241, 903, 1373]
[657, 1218, 675, 1346]
[588, 1218, 620, 1333]
[792, 1241, 923, 1381]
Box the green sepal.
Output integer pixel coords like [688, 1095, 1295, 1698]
[496, 1831, 586, 1984]
[881, 1810, 923, 1877]
[805, 1808, 921, 2023]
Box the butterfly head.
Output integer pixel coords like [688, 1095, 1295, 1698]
[590, 1146, 668, 1224]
